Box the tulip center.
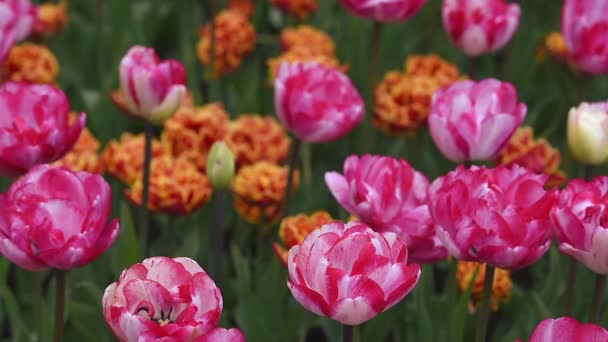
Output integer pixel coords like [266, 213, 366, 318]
[136, 306, 175, 325]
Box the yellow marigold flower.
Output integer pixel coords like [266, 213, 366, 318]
[280, 25, 335, 56]
[404, 54, 462, 88]
[225, 114, 291, 168]
[3, 43, 59, 84]
[267, 47, 346, 81]
[102, 132, 169, 185]
[162, 102, 230, 171]
[373, 71, 440, 134]
[272, 211, 334, 265]
[196, 10, 256, 78]
[228, 0, 255, 18]
[53, 128, 103, 174]
[270, 0, 318, 20]
[457, 261, 512, 312]
[232, 161, 300, 226]
[32, 0, 69, 37]
[496, 126, 567, 189]
[125, 155, 212, 215]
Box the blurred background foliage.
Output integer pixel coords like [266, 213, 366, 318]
[1, 0, 607, 341]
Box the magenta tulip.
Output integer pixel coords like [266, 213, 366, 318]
[0, 165, 119, 271]
[274, 62, 364, 143]
[527, 317, 608, 342]
[337, 0, 426, 22]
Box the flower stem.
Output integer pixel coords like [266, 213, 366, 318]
[590, 274, 606, 323]
[212, 189, 226, 285]
[281, 138, 301, 219]
[343, 324, 354, 342]
[563, 258, 578, 315]
[585, 165, 594, 181]
[363, 21, 383, 153]
[33, 272, 45, 340]
[53, 270, 67, 342]
[475, 265, 495, 342]
[139, 122, 153, 255]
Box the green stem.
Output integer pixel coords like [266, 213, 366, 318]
[589, 274, 606, 323]
[281, 138, 301, 219]
[362, 21, 383, 153]
[475, 265, 495, 342]
[33, 272, 45, 340]
[343, 324, 354, 342]
[563, 258, 578, 315]
[95, 0, 104, 89]
[212, 190, 226, 284]
[301, 143, 312, 186]
[52, 270, 67, 342]
[139, 123, 153, 255]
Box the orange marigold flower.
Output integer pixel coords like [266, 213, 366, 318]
[196, 10, 256, 78]
[270, 0, 318, 20]
[496, 126, 567, 189]
[3, 43, 59, 84]
[125, 155, 212, 215]
[228, 0, 255, 18]
[232, 161, 299, 226]
[280, 25, 335, 56]
[457, 261, 512, 312]
[373, 71, 440, 134]
[53, 128, 103, 174]
[404, 54, 462, 88]
[163, 102, 230, 171]
[102, 132, 169, 184]
[32, 0, 69, 37]
[537, 32, 572, 66]
[272, 211, 334, 265]
[225, 114, 291, 168]
[267, 48, 346, 81]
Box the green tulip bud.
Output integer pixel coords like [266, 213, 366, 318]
[207, 141, 235, 189]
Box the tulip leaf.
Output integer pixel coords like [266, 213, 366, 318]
[452, 264, 480, 342]
[111, 201, 141, 276]
[0, 260, 25, 341]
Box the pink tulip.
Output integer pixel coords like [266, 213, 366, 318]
[337, 0, 426, 22]
[274, 62, 364, 143]
[0, 2, 16, 67]
[550, 177, 608, 274]
[527, 317, 608, 342]
[562, 0, 608, 75]
[103, 257, 226, 342]
[119, 45, 187, 124]
[4, 0, 36, 41]
[427, 165, 556, 270]
[196, 328, 246, 342]
[0, 165, 119, 271]
[428, 78, 527, 162]
[287, 221, 420, 325]
[0, 81, 85, 177]
[442, 0, 520, 56]
[325, 154, 447, 264]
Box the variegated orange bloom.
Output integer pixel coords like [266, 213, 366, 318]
[102, 133, 169, 184]
[280, 25, 335, 56]
[197, 10, 256, 78]
[163, 102, 230, 171]
[537, 32, 571, 66]
[225, 114, 291, 168]
[232, 161, 299, 226]
[270, 0, 318, 20]
[32, 0, 69, 37]
[3, 43, 59, 84]
[496, 126, 567, 189]
[457, 261, 512, 312]
[125, 155, 212, 215]
[267, 48, 346, 81]
[53, 128, 103, 174]
[404, 54, 462, 88]
[272, 211, 334, 265]
[228, 0, 255, 18]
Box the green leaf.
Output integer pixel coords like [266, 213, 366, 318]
[111, 201, 142, 276]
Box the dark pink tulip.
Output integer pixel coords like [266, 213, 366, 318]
[528, 317, 608, 342]
[338, 0, 426, 22]
[551, 177, 608, 274]
[4, 0, 36, 41]
[103, 257, 226, 342]
[428, 79, 526, 162]
[119, 45, 187, 124]
[325, 154, 447, 263]
[196, 328, 246, 342]
[0, 81, 85, 177]
[274, 62, 364, 143]
[562, 0, 608, 75]
[427, 165, 556, 270]
[442, 0, 520, 56]
[0, 165, 119, 271]
[287, 221, 420, 325]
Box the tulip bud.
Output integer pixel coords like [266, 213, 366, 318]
[567, 102, 608, 165]
[207, 141, 235, 189]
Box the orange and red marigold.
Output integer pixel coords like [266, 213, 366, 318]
[125, 155, 212, 215]
[495, 126, 567, 189]
[272, 211, 334, 265]
[225, 114, 291, 168]
[270, 0, 318, 20]
[197, 9, 256, 78]
[32, 0, 69, 37]
[232, 161, 299, 227]
[2, 43, 59, 84]
[228, 0, 255, 18]
[456, 261, 512, 312]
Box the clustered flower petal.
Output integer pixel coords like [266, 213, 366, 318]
[270, 0, 318, 20]
[3, 43, 59, 84]
[197, 9, 256, 78]
[228, 0, 255, 18]
[456, 261, 512, 312]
